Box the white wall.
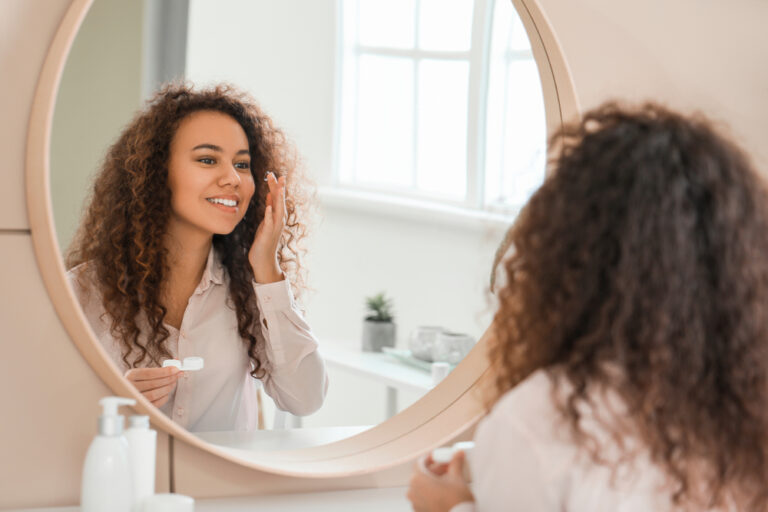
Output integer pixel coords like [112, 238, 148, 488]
[301, 207, 504, 426]
[186, 0, 337, 185]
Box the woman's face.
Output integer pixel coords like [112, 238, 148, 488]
[167, 110, 256, 238]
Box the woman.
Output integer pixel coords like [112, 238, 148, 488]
[408, 103, 768, 511]
[67, 83, 327, 432]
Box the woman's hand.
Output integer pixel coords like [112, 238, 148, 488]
[407, 451, 475, 512]
[249, 172, 286, 284]
[124, 366, 183, 408]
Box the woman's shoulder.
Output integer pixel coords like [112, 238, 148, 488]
[490, 369, 559, 423]
[485, 368, 620, 449]
[490, 367, 627, 431]
[474, 369, 574, 465]
[66, 261, 130, 369]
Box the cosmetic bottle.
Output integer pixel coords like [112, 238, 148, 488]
[125, 415, 157, 511]
[81, 396, 136, 512]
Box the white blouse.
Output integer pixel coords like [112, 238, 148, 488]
[68, 247, 328, 432]
[450, 369, 701, 512]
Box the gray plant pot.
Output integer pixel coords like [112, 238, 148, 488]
[362, 320, 396, 352]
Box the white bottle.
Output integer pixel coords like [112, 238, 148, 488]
[81, 396, 136, 512]
[125, 415, 157, 511]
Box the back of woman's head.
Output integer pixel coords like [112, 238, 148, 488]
[490, 102, 768, 509]
[68, 82, 308, 376]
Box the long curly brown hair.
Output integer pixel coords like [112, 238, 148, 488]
[489, 102, 768, 509]
[67, 83, 309, 378]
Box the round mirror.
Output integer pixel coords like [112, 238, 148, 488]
[30, 0, 577, 472]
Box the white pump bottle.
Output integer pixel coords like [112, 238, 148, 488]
[81, 396, 136, 512]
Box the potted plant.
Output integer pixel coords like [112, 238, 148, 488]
[362, 292, 396, 352]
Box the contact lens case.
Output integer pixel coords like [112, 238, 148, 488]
[162, 356, 204, 371]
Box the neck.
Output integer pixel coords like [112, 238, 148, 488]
[164, 219, 213, 292]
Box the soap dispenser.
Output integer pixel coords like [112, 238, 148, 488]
[81, 396, 136, 512]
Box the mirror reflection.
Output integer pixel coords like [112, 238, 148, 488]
[51, 0, 546, 450]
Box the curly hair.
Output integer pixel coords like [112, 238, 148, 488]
[489, 102, 768, 509]
[67, 82, 310, 378]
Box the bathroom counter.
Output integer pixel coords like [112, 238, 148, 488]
[195, 424, 372, 451]
[12, 485, 413, 511]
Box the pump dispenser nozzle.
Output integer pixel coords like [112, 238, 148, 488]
[97, 396, 136, 436]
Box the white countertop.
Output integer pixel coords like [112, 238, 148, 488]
[11, 486, 413, 511]
[195, 425, 372, 451]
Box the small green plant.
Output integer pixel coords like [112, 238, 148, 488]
[364, 292, 394, 322]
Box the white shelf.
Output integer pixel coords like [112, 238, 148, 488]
[321, 345, 434, 395]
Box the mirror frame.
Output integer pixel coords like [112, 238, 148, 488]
[25, 0, 579, 477]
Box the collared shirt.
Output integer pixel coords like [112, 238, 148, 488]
[68, 247, 328, 432]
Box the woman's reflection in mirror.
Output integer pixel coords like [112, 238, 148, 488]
[408, 103, 768, 511]
[66, 82, 327, 432]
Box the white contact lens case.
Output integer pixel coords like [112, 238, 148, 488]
[162, 356, 204, 371]
[431, 441, 475, 464]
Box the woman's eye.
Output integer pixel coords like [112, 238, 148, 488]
[198, 157, 215, 165]
[235, 161, 251, 171]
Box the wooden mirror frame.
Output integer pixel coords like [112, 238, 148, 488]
[25, 0, 579, 478]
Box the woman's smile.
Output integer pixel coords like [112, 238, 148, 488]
[206, 195, 241, 213]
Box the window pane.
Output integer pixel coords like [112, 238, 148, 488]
[355, 55, 414, 187]
[484, 0, 511, 204]
[484, 0, 546, 209]
[418, 0, 474, 52]
[358, 0, 415, 49]
[499, 60, 546, 206]
[507, 1, 532, 52]
[338, 46, 358, 184]
[417, 60, 468, 199]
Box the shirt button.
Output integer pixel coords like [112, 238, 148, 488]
[180, 329, 187, 338]
[176, 407, 184, 416]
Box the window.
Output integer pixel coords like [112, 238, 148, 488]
[336, 0, 546, 214]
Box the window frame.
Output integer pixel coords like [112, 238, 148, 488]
[333, 0, 542, 216]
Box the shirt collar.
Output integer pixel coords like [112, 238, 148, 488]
[197, 245, 225, 293]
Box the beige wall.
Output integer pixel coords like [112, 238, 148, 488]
[2, 0, 768, 508]
[544, 0, 768, 171]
